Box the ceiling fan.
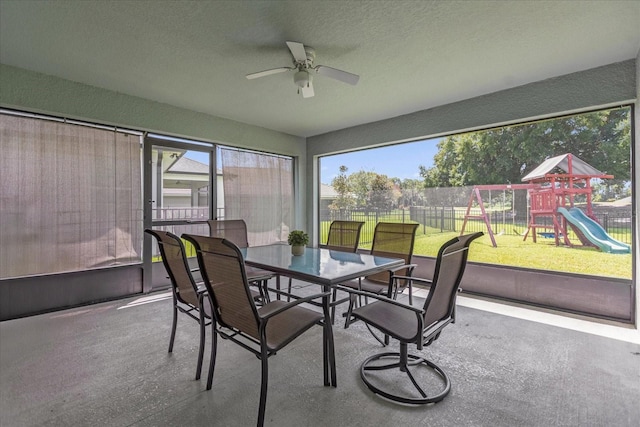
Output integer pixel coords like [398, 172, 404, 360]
[246, 41, 359, 98]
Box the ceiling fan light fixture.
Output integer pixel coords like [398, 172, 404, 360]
[247, 41, 357, 98]
[294, 70, 311, 88]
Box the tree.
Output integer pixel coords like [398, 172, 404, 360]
[368, 173, 397, 211]
[417, 108, 631, 215]
[419, 109, 631, 189]
[397, 178, 426, 207]
[347, 170, 379, 209]
[328, 165, 355, 211]
[329, 169, 400, 211]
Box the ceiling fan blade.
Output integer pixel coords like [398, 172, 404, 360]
[315, 65, 360, 86]
[246, 67, 292, 79]
[301, 81, 315, 98]
[286, 41, 308, 63]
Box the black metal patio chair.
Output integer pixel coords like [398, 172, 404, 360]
[208, 219, 276, 303]
[341, 232, 483, 404]
[183, 233, 336, 427]
[144, 229, 211, 380]
[337, 222, 420, 331]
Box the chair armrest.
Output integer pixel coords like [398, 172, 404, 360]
[391, 275, 433, 286]
[259, 291, 331, 321]
[388, 263, 417, 273]
[249, 272, 277, 282]
[335, 285, 424, 314]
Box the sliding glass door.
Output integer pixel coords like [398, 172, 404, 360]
[142, 137, 295, 292]
[143, 136, 215, 291]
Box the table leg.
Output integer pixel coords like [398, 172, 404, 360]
[323, 289, 337, 387]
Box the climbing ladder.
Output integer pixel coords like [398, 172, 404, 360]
[522, 190, 571, 246]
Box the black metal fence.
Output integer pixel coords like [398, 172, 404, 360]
[320, 206, 632, 245]
[153, 205, 632, 246]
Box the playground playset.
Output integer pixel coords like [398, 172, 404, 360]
[460, 153, 630, 254]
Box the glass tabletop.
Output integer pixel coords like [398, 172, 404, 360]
[242, 244, 404, 286]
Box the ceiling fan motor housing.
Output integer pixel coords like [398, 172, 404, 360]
[304, 47, 316, 63]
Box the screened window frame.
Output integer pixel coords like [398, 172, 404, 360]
[316, 103, 635, 277]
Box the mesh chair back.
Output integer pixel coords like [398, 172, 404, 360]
[422, 232, 483, 328]
[207, 219, 250, 248]
[183, 234, 260, 339]
[325, 220, 365, 252]
[366, 222, 419, 284]
[145, 230, 199, 307]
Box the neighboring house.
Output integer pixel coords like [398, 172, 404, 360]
[162, 154, 210, 207]
[151, 149, 222, 218]
[320, 183, 338, 212]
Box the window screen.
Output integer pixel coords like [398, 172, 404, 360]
[0, 114, 142, 278]
[220, 148, 293, 246]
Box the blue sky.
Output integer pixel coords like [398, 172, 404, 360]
[183, 137, 442, 182]
[184, 150, 211, 165]
[320, 138, 441, 184]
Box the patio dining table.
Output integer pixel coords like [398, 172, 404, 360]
[240, 243, 405, 385]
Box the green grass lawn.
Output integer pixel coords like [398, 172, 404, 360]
[161, 218, 631, 279]
[322, 219, 631, 279]
[412, 232, 631, 279]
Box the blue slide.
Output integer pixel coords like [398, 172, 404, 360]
[557, 207, 631, 254]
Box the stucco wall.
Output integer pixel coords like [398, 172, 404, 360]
[0, 64, 303, 152]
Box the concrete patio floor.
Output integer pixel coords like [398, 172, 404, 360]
[1, 281, 639, 426]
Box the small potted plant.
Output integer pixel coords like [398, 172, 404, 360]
[287, 230, 309, 256]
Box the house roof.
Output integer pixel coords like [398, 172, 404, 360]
[320, 184, 338, 199]
[1, 1, 638, 137]
[522, 154, 607, 182]
[167, 156, 209, 175]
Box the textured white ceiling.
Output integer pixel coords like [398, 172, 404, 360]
[1, 0, 639, 138]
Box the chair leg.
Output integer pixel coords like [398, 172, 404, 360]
[344, 293, 388, 347]
[206, 320, 217, 390]
[361, 322, 388, 347]
[261, 279, 271, 303]
[196, 306, 205, 380]
[392, 280, 413, 305]
[408, 282, 413, 305]
[252, 279, 271, 305]
[258, 345, 269, 427]
[344, 294, 356, 329]
[275, 275, 281, 301]
[168, 303, 178, 353]
[324, 313, 337, 387]
[359, 343, 451, 405]
[287, 277, 293, 302]
[330, 288, 338, 325]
